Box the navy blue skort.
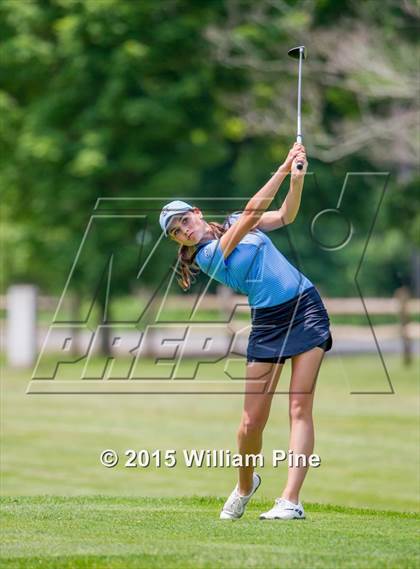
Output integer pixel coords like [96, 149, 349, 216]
[247, 285, 333, 364]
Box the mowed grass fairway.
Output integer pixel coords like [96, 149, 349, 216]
[1, 497, 418, 569]
[1, 354, 419, 567]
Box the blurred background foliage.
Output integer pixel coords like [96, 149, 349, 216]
[1, 0, 419, 304]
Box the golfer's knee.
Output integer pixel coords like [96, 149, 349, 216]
[289, 398, 312, 422]
[238, 412, 267, 436]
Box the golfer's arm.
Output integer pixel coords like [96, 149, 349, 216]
[219, 167, 289, 258]
[243, 166, 289, 225]
[256, 174, 304, 231]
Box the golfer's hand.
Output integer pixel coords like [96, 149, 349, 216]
[281, 143, 305, 172]
[291, 149, 308, 178]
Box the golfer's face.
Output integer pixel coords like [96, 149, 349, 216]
[168, 210, 204, 246]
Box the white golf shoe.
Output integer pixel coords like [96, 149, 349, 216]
[259, 497, 305, 520]
[220, 473, 261, 520]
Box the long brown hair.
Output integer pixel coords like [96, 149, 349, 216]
[174, 216, 233, 291]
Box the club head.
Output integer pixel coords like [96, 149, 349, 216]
[288, 46, 306, 60]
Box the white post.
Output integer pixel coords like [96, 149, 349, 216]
[6, 285, 38, 368]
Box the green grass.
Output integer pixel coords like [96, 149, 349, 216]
[1, 496, 419, 568]
[1, 355, 419, 508]
[2, 304, 419, 325]
[1, 355, 419, 567]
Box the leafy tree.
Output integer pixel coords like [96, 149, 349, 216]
[1, 0, 418, 357]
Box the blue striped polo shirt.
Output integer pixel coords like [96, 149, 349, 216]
[195, 213, 313, 308]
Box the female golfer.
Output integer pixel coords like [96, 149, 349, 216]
[159, 143, 332, 520]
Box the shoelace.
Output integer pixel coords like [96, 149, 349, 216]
[274, 498, 288, 506]
[225, 491, 245, 514]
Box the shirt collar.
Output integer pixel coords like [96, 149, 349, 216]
[195, 239, 212, 252]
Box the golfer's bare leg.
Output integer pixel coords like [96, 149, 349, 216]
[281, 346, 325, 503]
[237, 361, 284, 495]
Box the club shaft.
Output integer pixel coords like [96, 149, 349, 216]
[297, 47, 303, 143]
[296, 47, 304, 168]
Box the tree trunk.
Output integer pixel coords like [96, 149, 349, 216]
[98, 297, 112, 356]
[70, 293, 81, 356]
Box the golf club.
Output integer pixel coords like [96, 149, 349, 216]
[288, 45, 306, 170]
